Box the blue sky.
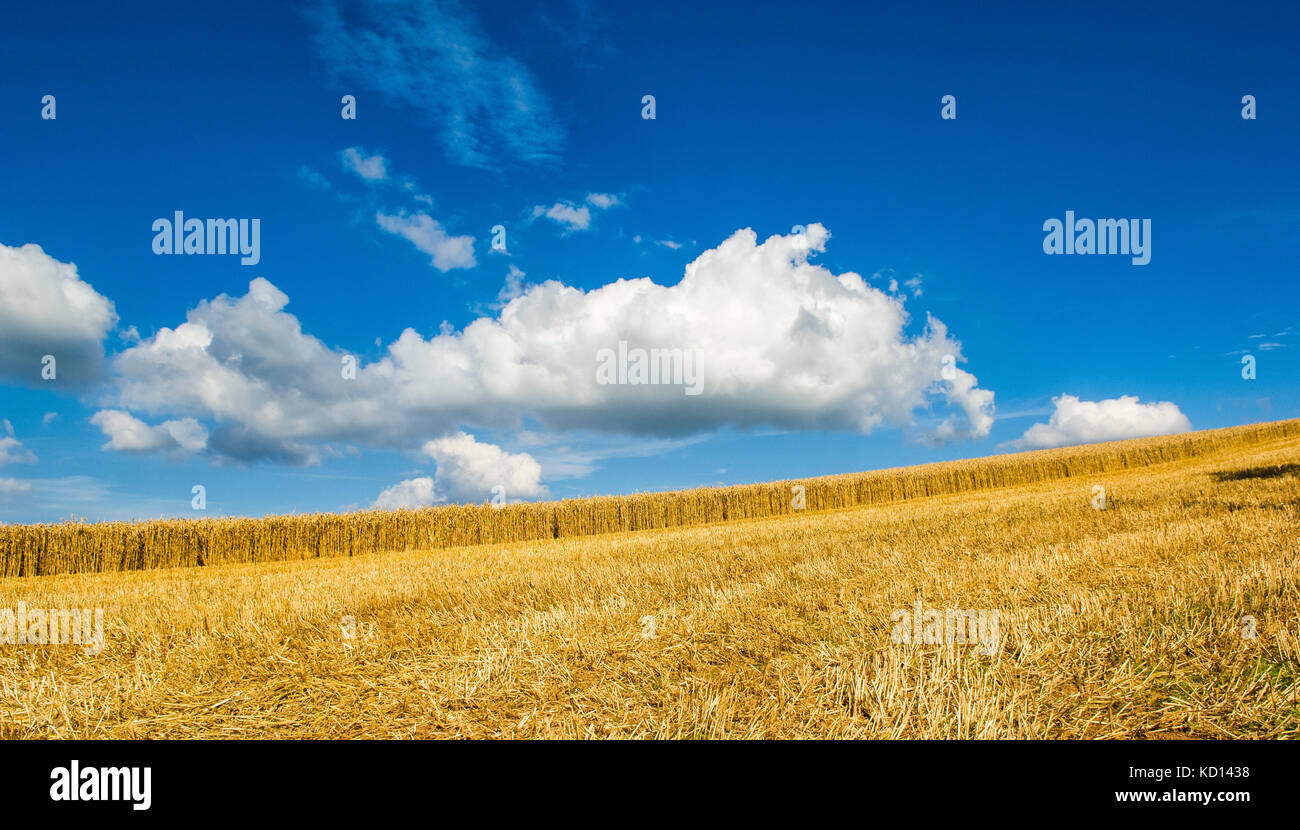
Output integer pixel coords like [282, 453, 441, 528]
[1, 0, 1297, 522]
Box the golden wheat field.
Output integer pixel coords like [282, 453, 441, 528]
[1, 419, 1297, 739]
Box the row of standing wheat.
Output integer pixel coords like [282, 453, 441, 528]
[3, 419, 1297, 577]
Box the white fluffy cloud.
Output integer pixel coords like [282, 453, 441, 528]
[340, 147, 388, 181]
[373, 476, 437, 509]
[101, 278, 334, 465]
[422, 432, 546, 504]
[375, 211, 476, 271]
[374, 433, 545, 507]
[0, 242, 117, 383]
[533, 202, 591, 232]
[533, 192, 620, 233]
[1004, 394, 1191, 450]
[90, 410, 208, 454]
[97, 224, 994, 468]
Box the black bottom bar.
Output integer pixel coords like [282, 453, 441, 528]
[0, 740, 1286, 817]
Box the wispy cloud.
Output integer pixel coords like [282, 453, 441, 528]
[0, 478, 33, 502]
[297, 165, 332, 190]
[516, 431, 710, 480]
[633, 235, 689, 251]
[340, 147, 389, 181]
[306, 0, 564, 168]
[0, 420, 37, 466]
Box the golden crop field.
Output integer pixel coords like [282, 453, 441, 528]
[1, 418, 1297, 739]
[3, 419, 1298, 578]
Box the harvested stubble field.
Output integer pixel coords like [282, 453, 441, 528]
[1, 419, 1298, 739]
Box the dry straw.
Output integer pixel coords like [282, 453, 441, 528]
[3, 419, 1297, 578]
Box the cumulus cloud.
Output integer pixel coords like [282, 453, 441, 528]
[534, 192, 620, 233]
[533, 202, 591, 232]
[422, 432, 546, 504]
[375, 211, 476, 271]
[306, 0, 563, 168]
[89, 410, 208, 454]
[585, 192, 620, 209]
[1003, 394, 1191, 450]
[99, 278, 342, 465]
[374, 433, 545, 507]
[0, 242, 117, 384]
[97, 224, 994, 468]
[340, 147, 388, 181]
[373, 476, 437, 509]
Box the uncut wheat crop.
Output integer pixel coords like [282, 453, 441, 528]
[0, 419, 1297, 738]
